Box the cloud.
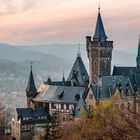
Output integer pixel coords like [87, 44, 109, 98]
[0, 0, 41, 16]
[0, 0, 139, 49]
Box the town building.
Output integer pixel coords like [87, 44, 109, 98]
[11, 65, 51, 140]
[32, 52, 89, 122]
[11, 51, 89, 139]
[11, 107, 50, 140]
[85, 75, 135, 112]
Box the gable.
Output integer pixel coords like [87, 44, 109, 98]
[85, 86, 97, 107]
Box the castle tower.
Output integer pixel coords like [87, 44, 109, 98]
[26, 63, 37, 108]
[136, 36, 140, 68]
[86, 7, 113, 84]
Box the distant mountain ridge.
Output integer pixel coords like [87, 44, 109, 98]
[15, 43, 136, 67]
[0, 43, 72, 78]
[0, 43, 137, 78]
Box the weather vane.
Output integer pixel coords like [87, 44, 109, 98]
[77, 43, 81, 57]
[98, 3, 100, 13]
[30, 62, 33, 70]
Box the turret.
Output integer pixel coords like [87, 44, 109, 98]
[93, 6, 108, 41]
[26, 63, 37, 108]
[86, 6, 113, 84]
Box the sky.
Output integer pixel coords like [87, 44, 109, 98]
[0, 0, 139, 54]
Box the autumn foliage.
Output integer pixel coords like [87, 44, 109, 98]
[59, 93, 140, 140]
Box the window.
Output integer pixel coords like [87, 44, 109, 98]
[29, 117, 32, 120]
[66, 104, 69, 110]
[52, 103, 56, 109]
[57, 91, 64, 99]
[89, 94, 93, 99]
[63, 117, 66, 121]
[75, 94, 80, 100]
[61, 104, 64, 110]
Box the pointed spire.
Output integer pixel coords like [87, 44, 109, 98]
[137, 35, 140, 57]
[47, 75, 51, 83]
[98, 3, 100, 13]
[26, 62, 37, 97]
[93, 6, 107, 41]
[77, 44, 81, 57]
[31, 62, 33, 70]
[62, 71, 65, 82]
[137, 35, 140, 67]
[138, 35, 140, 49]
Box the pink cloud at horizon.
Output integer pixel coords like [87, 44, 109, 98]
[0, 0, 139, 54]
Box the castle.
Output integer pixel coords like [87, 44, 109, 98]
[11, 7, 140, 140]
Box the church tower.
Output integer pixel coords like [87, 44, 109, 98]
[86, 7, 113, 84]
[26, 63, 37, 108]
[136, 36, 140, 68]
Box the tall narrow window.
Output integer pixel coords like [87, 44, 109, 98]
[128, 102, 130, 110]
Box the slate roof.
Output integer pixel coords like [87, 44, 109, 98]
[112, 66, 137, 76]
[67, 55, 89, 87]
[26, 68, 37, 97]
[44, 80, 71, 86]
[93, 9, 107, 40]
[16, 107, 50, 125]
[91, 76, 134, 100]
[33, 85, 85, 104]
[112, 66, 140, 91]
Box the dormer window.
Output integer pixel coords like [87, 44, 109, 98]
[57, 91, 64, 99]
[75, 94, 80, 101]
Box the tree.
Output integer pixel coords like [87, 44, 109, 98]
[59, 93, 140, 140]
[0, 105, 6, 136]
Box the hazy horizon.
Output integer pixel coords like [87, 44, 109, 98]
[0, 0, 139, 55]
